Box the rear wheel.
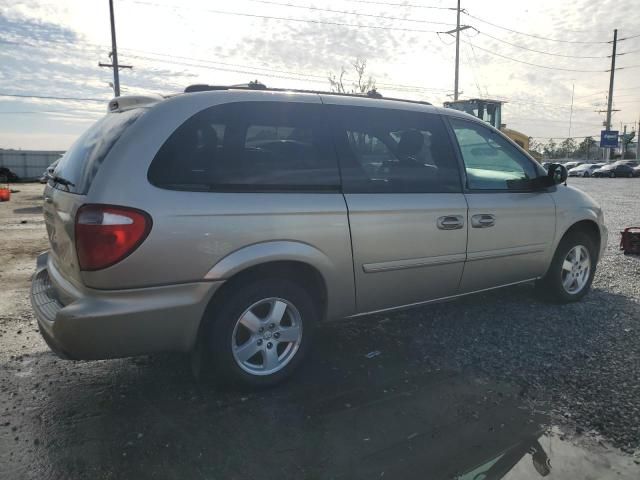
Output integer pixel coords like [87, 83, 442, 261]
[609, 171, 616, 178]
[628, 172, 633, 178]
[583, 171, 590, 177]
[537, 231, 597, 303]
[205, 278, 316, 387]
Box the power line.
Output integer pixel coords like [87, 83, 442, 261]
[119, 48, 451, 93]
[244, 0, 456, 26]
[337, 0, 455, 9]
[125, 0, 443, 34]
[0, 93, 106, 102]
[463, 11, 610, 44]
[461, 40, 608, 73]
[475, 30, 610, 58]
[618, 33, 640, 41]
[530, 135, 600, 139]
[616, 64, 640, 70]
[618, 48, 640, 56]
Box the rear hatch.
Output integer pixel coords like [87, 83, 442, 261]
[43, 108, 144, 286]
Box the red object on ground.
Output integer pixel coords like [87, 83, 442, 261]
[0, 188, 10, 202]
[620, 227, 640, 255]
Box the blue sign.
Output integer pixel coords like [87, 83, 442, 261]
[600, 130, 619, 148]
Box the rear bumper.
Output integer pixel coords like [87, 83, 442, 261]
[31, 252, 222, 360]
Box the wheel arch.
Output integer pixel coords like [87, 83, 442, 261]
[546, 219, 603, 279]
[201, 241, 335, 326]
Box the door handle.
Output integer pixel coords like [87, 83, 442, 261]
[471, 214, 496, 228]
[437, 215, 464, 230]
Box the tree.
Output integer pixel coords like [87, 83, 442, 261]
[528, 138, 544, 159]
[543, 138, 557, 159]
[559, 138, 577, 158]
[575, 136, 596, 160]
[329, 57, 376, 94]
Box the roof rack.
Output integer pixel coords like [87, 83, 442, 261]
[183, 83, 432, 106]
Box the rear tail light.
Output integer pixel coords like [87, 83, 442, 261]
[75, 204, 152, 271]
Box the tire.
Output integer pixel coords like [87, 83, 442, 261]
[609, 171, 615, 178]
[204, 278, 316, 388]
[583, 172, 590, 177]
[628, 173, 633, 178]
[537, 231, 597, 303]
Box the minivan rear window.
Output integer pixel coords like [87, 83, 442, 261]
[52, 109, 144, 194]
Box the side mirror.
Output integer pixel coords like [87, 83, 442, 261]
[547, 163, 568, 185]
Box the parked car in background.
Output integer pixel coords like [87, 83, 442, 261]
[31, 87, 607, 387]
[563, 161, 583, 171]
[568, 163, 603, 177]
[619, 160, 638, 168]
[633, 165, 640, 177]
[592, 162, 635, 178]
[541, 161, 552, 171]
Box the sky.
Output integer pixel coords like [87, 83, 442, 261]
[1, 0, 639, 150]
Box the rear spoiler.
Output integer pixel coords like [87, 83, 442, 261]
[107, 94, 164, 113]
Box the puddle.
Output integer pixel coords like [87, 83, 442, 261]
[457, 426, 638, 479]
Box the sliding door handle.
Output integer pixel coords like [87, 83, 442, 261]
[437, 215, 464, 230]
[471, 214, 496, 228]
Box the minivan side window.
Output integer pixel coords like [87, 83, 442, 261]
[328, 106, 461, 193]
[449, 118, 542, 190]
[148, 102, 340, 191]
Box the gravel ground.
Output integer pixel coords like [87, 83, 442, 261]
[0, 179, 639, 478]
[345, 177, 640, 451]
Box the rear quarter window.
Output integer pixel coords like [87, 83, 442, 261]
[148, 101, 340, 192]
[52, 109, 144, 194]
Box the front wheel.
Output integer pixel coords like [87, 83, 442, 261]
[583, 171, 590, 177]
[205, 278, 316, 387]
[537, 232, 597, 303]
[610, 171, 616, 178]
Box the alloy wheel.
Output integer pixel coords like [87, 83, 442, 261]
[231, 297, 303, 376]
[561, 245, 591, 295]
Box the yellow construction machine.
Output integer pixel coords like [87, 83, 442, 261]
[444, 98, 532, 153]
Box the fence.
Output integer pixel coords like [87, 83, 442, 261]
[0, 150, 64, 181]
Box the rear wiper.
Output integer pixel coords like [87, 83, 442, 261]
[46, 171, 75, 188]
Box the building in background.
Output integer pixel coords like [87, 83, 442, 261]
[0, 149, 64, 181]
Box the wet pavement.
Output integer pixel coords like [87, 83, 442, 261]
[1, 180, 640, 479]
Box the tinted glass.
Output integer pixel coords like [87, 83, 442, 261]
[53, 109, 143, 194]
[148, 102, 339, 191]
[329, 106, 461, 193]
[450, 118, 542, 190]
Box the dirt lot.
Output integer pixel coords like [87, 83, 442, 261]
[1, 180, 639, 479]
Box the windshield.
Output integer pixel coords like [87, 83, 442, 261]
[52, 109, 143, 194]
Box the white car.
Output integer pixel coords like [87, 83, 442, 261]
[568, 163, 604, 177]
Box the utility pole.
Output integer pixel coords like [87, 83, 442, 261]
[605, 29, 617, 162]
[454, 0, 461, 101]
[445, 0, 471, 101]
[99, 0, 132, 97]
[567, 83, 574, 160]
